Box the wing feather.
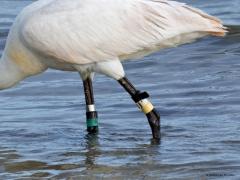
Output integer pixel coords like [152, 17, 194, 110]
[21, 0, 227, 65]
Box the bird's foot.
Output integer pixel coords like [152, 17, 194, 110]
[146, 109, 160, 140]
[86, 111, 98, 134]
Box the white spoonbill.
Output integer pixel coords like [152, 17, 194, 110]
[0, 0, 227, 140]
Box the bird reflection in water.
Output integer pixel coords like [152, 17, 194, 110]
[84, 134, 100, 168]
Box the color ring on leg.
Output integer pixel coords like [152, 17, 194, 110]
[137, 99, 154, 114]
[87, 118, 98, 127]
[86, 111, 98, 127]
[87, 104, 96, 112]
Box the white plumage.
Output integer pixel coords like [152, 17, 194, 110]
[0, 0, 226, 89]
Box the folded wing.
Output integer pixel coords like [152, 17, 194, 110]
[21, 0, 227, 64]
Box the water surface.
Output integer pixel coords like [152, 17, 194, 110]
[0, 0, 240, 179]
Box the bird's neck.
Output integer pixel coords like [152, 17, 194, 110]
[0, 53, 25, 90]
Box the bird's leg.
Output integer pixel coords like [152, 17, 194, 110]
[83, 77, 98, 134]
[118, 77, 160, 139]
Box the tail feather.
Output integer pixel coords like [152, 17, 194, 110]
[208, 31, 226, 37]
[184, 5, 228, 37]
[206, 19, 228, 37]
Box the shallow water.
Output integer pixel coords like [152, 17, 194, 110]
[0, 0, 240, 179]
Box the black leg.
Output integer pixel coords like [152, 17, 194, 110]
[118, 77, 160, 139]
[83, 77, 98, 134]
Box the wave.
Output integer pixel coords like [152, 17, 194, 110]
[227, 25, 240, 36]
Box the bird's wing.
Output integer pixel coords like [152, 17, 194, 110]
[21, 0, 226, 65]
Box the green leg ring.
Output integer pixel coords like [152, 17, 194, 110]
[86, 111, 98, 133]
